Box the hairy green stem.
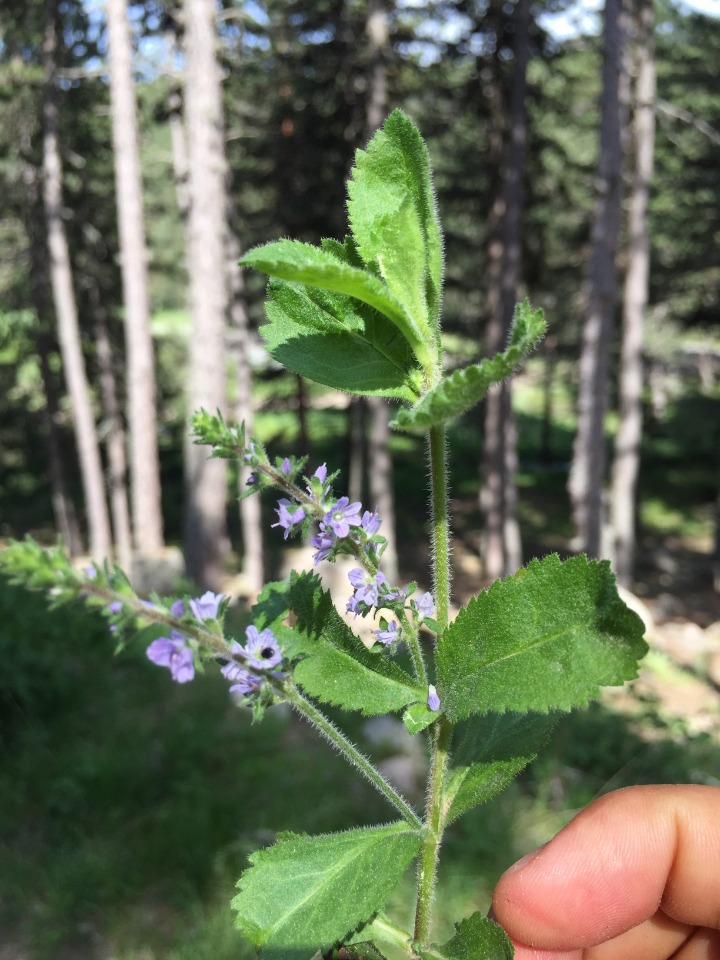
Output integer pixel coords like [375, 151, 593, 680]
[284, 685, 423, 829]
[399, 610, 428, 686]
[413, 423, 453, 946]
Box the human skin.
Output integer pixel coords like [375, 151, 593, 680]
[491, 785, 720, 959]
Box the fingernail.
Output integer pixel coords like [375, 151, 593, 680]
[502, 842, 548, 876]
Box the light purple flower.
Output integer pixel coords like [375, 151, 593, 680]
[171, 599, 185, 618]
[190, 591, 224, 621]
[348, 569, 389, 608]
[243, 625, 283, 670]
[146, 631, 195, 683]
[427, 684, 440, 712]
[313, 463, 328, 483]
[229, 671, 262, 697]
[361, 510, 381, 535]
[372, 620, 399, 646]
[310, 525, 335, 564]
[281, 457, 292, 475]
[246, 473, 259, 486]
[85, 565, 97, 579]
[108, 600, 123, 614]
[272, 498, 306, 539]
[414, 592, 435, 620]
[346, 593, 362, 615]
[324, 497, 362, 538]
[243, 441, 256, 464]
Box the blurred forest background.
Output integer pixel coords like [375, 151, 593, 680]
[1, 0, 720, 957]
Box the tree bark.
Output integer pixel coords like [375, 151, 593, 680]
[364, 0, 398, 583]
[227, 230, 264, 598]
[42, 0, 113, 560]
[182, 0, 230, 589]
[93, 293, 133, 571]
[569, 0, 627, 559]
[480, 0, 530, 580]
[22, 159, 82, 556]
[106, 0, 164, 555]
[611, 0, 656, 586]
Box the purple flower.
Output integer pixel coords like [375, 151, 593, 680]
[230, 671, 262, 697]
[313, 463, 328, 483]
[348, 569, 389, 608]
[108, 600, 123, 615]
[246, 474, 258, 486]
[372, 620, 399, 646]
[361, 510, 382, 535]
[170, 599, 185, 618]
[414, 592, 435, 620]
[324, 497, 362, 538]
[146, 631, 195, 683]
[281, 457, 292, 475]
[310, 525, 335, 564]
[190, 591, 224, 621]
[243, 441, 256, 464]
[85, 565, 97, 579]
[384, 584, 409, 604]
[427, 684, 441, 712]
[243, 625, 283, 670]
[272, 498, 306, 539]
[346, 593, 363, 615]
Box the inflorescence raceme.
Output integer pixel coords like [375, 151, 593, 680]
[104, 431, 439, 713]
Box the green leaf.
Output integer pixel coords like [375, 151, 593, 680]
[242, 239, 428, 362]
[418, 912, 513, 960]
[261, 278, 420, 400]
[288, 572, 424, 715]
[444, 713, 556, 823]
[390, 300, 546, 433]
[348, 110, 444, 332]
[403, 702, 438, 735]
[437, 555, 647, 722]
[232, 823, 422, 960]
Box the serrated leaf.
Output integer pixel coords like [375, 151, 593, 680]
[444, 713, 555, 823]
[242, 239, 428, 361]
[232, 823, 422, 960]
[288, 572, 424, 715]
[437, 555, 647, 722]
[391, 300, 546, 433]
[261, 278, 419, 400]
[419, 912, 513, 960]
[348, 110, 444, 332]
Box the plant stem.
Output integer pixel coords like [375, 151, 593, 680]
[413, 423, 452, 946]
[428, 425, 450, 633]
[399, 611, 428, 686]
[284, 685, 423, 829]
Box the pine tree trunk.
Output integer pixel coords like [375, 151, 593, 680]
[569, 0, 627, 559]
[611, 0, 655, 587]
[42, 0, 112, 560]
[480, 0, 530, 580]
[227, 230, 264, 598]
[22, 159, 82, 556]
[93, 295, 133, 571]
[364, 0, 399, 582]
[107, 0, 164, 555]
[182, 0, 230, 589]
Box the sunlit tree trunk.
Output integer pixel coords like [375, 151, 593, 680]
[42, 0, 112, 560]
[93, 294, 133, 571]
[569, 0, 627, 558]
[611, 0, 655, 586]
[364, 0, 398, 582]
[107, 0, 164, 556]
[182, 0, 230, 588]
[480, 0, 529, 580]
[227, 230, 264, 598]
[22, 158, 82, 556]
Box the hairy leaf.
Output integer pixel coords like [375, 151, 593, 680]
[419, 912, 514, 960]
[348, 110, 444, 333]
[241, 239, 427, 360]
[444, 713, 556, 823]
[288, 572, 424, 715]
[261, 278, 420, 400]
[437, 555, 647, 721]
[232, 823, 422, 960]
[391, 300, 545, 432]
